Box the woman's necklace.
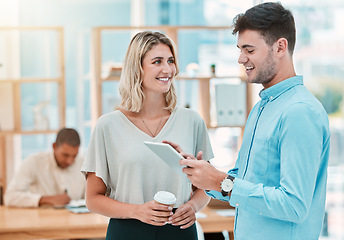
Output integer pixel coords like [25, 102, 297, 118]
[140, 113, 164, 138]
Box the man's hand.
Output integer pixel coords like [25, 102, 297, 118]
[180, 157, 227, 192]
[163, 140, 227, 192]
[162, 140, 203, 160]
[162, 140, 183, 153]
[39, 193, 71, 207]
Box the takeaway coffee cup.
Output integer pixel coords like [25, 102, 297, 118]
[154, 191, 177, 207]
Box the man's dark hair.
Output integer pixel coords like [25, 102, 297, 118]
[55, 128, 80, 147]
[232, 2, 296, 55]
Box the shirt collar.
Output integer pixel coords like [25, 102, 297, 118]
[49, 151, 60, 168]
[259, 75, 303, 101]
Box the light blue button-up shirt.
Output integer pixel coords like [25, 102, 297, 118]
[207, 76, 330, 240]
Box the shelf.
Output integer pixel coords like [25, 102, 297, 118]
[101, 74, 244, 82]
[177, 75, 245, 80]
[0, 130, 59, 136]
[90, 26, 251, 129]
[0, 27, 66, 203]
[0, 78, 63, 84]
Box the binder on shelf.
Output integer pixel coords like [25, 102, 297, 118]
[215, 82, 246, 127]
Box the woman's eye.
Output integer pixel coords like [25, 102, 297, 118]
[168, 59, 174, 64]
[153, 60, 161, 64]
[247, 50, 254, 53]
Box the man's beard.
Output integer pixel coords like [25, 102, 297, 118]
[250, 49, 277, 85]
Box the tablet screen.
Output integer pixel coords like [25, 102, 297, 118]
[144, 141, 187, 179]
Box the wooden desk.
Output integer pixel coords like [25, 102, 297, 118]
[0, 206, 108, 240]
[198, 206, 234, 234]
[0, 206, 234, 240]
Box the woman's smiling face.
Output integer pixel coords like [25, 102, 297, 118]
[141, 43, 176, 94]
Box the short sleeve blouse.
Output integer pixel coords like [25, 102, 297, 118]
[81, 107, 214, 207]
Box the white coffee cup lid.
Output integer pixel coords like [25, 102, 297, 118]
[154, 191, 177, 205]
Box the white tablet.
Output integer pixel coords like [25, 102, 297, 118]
[144, 141, 186, 179]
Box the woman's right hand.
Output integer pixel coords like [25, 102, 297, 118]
[135, 200, 173, 226]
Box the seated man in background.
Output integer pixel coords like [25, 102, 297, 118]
[4, 128, 85, 207]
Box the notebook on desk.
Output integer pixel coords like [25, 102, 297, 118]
[66, 199, 90, 213]
[66, 206, 90, 214]
[66, 199, 86, 208]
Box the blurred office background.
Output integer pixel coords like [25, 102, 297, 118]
[0, 0, 343, 239]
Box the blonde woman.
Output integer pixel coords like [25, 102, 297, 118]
[81, 31, 213, 240]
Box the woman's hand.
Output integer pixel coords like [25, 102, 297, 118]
[135, 200, 173, 226]
[170, 203, 196, 229]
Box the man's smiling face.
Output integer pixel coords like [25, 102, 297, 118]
[237, 29, 278, 87]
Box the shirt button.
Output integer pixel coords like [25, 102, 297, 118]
[235, 203, 239, 207]
[270, 96, 273, 100]
[259, 212, 262, 215]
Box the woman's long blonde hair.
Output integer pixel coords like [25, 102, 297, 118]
[119, 31, 179, 113]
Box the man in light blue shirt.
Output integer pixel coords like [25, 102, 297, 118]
[178, 2, 330, 240]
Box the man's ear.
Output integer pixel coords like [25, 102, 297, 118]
[276, 38, 288, 57]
